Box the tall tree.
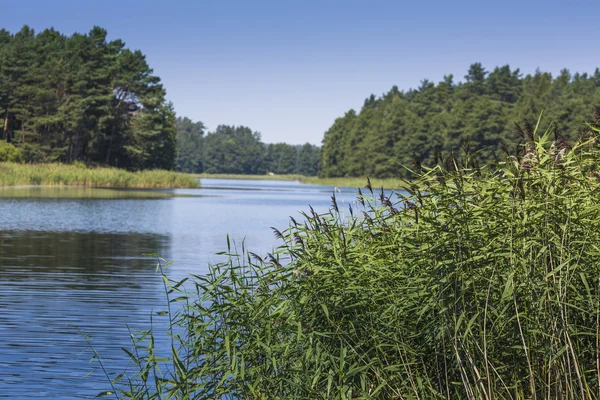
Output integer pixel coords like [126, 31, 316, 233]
[297, 143, 319, 176]
[320, 110, 357, 177]
[202, 125, 265, 174]
[175, 117, 205, 173]
[0, 25, 176, 169]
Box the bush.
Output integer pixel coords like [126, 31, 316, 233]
[108, 117, 600, 399]
[0, 141, 24, 162]
[72, 160, 87, 169]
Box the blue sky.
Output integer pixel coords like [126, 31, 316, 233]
[4, 0, 599, 144]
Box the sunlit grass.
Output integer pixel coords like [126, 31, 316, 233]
[195, 173, 303, 181]
[299, 175, 407, 189]
[0, 163, 200, 188]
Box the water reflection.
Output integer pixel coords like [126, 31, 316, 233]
[0, 231, 170, 399]
[0, 186, 179, 199]
[0, 179, 369, 398]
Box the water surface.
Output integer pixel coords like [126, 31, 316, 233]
[0, 179, 368, 398]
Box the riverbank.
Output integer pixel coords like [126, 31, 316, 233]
[120, 131, 600, 398]
[0, 163, 200, 188]
[196, 173, 407, 189]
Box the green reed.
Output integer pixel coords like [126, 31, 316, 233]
[0, 162, 199, 188]
[106, 118, 600, 399]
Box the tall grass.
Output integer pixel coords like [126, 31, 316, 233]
[105, 118, 600, 398]
[0, 163, 199, 188]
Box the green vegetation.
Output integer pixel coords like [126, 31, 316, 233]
[196, 173, 303, 181]
[0, 163, 199, 188]
[0, 26, 175, 170]
[0, 25, 320, 178]
[0, 141, 23, 162]
[299, 175, 407, 189]
[101, 114, 600, 398]
[178, 63, 600, 182]
[176, 117, 320, 176]
[321, 63, 600, 179]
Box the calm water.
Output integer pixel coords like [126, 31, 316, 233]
[0, 179, 366, 399]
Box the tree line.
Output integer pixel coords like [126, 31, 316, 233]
[175, 117, 320, 176]
[0, 25, 319, 175]
[6, 26, 597, 179]
[0, 26, 176, 170]
[320, 63, 600, 178]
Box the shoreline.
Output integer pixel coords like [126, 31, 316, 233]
[196, 173, 407, 190]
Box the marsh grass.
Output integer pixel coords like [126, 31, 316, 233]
[105, 117, 600, 398]
[0, 163, 199, 188]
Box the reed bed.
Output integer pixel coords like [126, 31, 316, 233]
[0, 163, 199, 188]
[105, 120, 600, 399]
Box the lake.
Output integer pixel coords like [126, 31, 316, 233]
[0, 179, 366, 399]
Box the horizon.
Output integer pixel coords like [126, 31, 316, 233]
[4, 0, 599, 145]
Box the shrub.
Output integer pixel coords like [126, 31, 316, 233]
[0, 141, 24, 162]
[72, 160, 87, 169]
[108, 116, 600, 399]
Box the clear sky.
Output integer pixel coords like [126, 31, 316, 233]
[3, 0, 599, 145]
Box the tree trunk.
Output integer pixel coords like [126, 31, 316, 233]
[3, 110, 9, 142]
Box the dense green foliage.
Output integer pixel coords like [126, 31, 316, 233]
[0, 140, 23, 162]
[263, 142, 320, 176]
[102, 114, 600, 398]
[175, 117, 320, 176]
[202, 125, 267, 174]
[0, 26, 176, 169]
[321, 63, 600, 178]
[0, 162, 198, 188]
[175, 117, 205, 173]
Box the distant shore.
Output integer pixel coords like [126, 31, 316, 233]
[195, 173, 407, 190]
[0, 163, 200, 189]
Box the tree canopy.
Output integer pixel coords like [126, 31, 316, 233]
[175, 117, 320, 176]
[0, 25, 175, 169]
[9, 29, 593, 181]
[320, 63, 600, 178]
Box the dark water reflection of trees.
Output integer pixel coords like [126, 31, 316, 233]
[0, 230, 171, 399]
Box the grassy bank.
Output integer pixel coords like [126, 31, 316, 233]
[197, 173, 406, 189]
[0, 163, 200, 188]
[196, 173, 303, 181]
[299, 175, 406, 189]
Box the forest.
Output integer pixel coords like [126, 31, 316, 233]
[0, 26, 176, 170]
[0, 25, 320, 175]
[175, 117, 320, 176]
[5, 25, 600, 181]
[320, 63, 600, 178]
